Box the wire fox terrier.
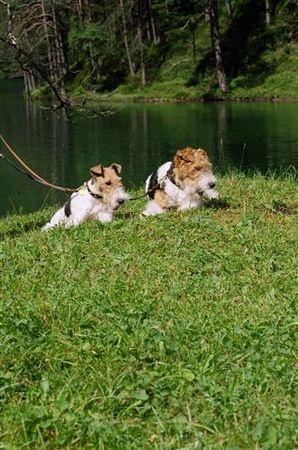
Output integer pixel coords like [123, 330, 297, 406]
[42, 163, 129, 230]
[142, 147, 219, 216]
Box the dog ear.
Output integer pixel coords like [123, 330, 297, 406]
[176, 147, 195, 163]
[196, 148, 212, 170]
[90, 164, 104, 177]
[197, 148, 208, 158]
[110, 163, 122, 175]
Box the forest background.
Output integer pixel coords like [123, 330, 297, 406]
[0, 0, 297, 104]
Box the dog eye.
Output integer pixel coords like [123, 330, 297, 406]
[105, 181, 112, 185]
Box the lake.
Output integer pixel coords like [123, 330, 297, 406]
[0, 78, 297, 217]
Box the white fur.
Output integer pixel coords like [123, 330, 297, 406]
[143, 162, 219, 216]
[42, 182, 129, 231]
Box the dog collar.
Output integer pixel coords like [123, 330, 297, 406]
[86, 182, 103, 199]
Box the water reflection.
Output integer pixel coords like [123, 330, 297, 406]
[0, 79, 297, 217]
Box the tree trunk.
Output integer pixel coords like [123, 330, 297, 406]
[265, 0, 271, 25]
[192, 27, 196, 67]
[165, 0, 169, 15]
[77, 0, 83, 22]
[137, 0, 146, 87]
[208, 0, 228, 93]
[51, 2, 66, 92]
[119, 0, 135, 78]
[0, 0, 13, 34]
[40, 0, 54, 83]
[84, 0, 92, 22]
[226, 0, 233, 20]
[23, 70, 30, 94]
[24, 70, 36, 95]
[148, 0, 158, 44]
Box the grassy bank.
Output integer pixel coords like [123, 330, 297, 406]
[0, 173, 297, 449]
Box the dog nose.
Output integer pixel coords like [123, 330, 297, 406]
[209, 182, 216, 189]
[118, 199, 126, 204]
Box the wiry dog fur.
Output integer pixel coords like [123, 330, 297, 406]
[142, 147, 219, 216]
[42, 163, 129, 230]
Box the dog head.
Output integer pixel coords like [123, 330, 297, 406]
[173, 147, 219, 199]
[90, 163, 129, 209]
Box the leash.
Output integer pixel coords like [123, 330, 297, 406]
[0, 134, 78, 193]
[128, 188, 157, 201]
[0, 134, 177, 202]
[0, 151, 36, 180]
[129, 165, 180, 202]
[129, 167, 180, 202]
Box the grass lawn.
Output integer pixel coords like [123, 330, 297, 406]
[0, 172, 297, 449]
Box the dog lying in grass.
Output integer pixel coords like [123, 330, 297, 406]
[42, 164, 129, 230]
[142, 147, 219, 216]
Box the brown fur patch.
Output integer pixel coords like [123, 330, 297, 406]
[173, 147, 212, 185]
[90, 163, 124, 198]
[154, 189, 171, 209]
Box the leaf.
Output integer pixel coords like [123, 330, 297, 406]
[181, 369, 195, 382]
[41, 377, 50, 395]
[266, 424, 277, 445]
[130, 390, 149, 402]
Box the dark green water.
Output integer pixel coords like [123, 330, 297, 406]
[0, 79, 297, 217]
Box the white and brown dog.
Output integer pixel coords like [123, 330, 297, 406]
[42, 163, 129, 230]
[142, 147, 219, 216]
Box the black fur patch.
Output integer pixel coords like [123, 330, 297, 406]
[147, 170, 159, 199]
[166, 163, 174, 182]
[64, 198, 72, 217]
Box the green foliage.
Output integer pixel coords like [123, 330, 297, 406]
[230, 43, 298, 99]
[68, 18, 125, 91]
[0, 173, 297, 448]
[30, 84, 52, 101]
[1, 0, 298, 99]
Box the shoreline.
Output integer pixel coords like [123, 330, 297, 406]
[2, 76, 296, 105]
[73, 90, 298, 105]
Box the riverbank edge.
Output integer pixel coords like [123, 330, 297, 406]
[28, 81, 298, 106]
[69, 89, 298, 105]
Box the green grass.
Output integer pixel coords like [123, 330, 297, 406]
[0, 173, 297, 449]
[230, 44, 298, 100]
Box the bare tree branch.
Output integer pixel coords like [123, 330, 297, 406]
[0, 0, 70, 115]
[0, 0, 117, 120]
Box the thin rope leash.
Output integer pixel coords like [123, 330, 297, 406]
[0, 133, 161, 202]
[0, 134, 78, 193]
[128, 188, 158, 201]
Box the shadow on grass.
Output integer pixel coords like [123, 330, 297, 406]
[269, 200, 297, 215]
[0, 219, 46, 239]
[115, 211, 139, 220]
[204, 198, 231, 210]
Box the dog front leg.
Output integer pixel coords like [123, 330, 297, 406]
[142, 189, 170, 216]
[42, 208, 66, 231]
[203, 190, 219, 200]
[96, 212, 113, 223]
[142, 200, 165, 216]
[178, 196, 203, 211]
[64, 212, 89, 228]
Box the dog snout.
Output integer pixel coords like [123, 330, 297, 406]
[209, 182, 216, 189]
[203, 189, 219, 200]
